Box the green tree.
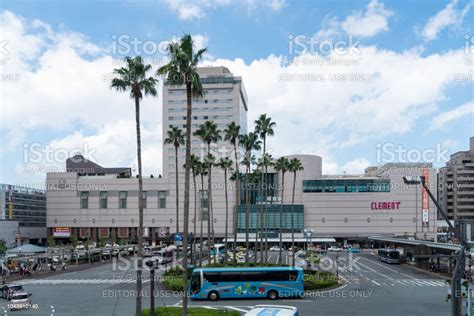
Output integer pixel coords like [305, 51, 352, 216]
[288, 158, 304, 266]
[194, 121, 221, 248]
[111, 56, 158, 316]
[157, 34, 206, 315]
[217, 157, 233, 263]
[239, 132, 261, 262]
[254, 114, 276, 262]
[165, 126, 186, 234]
[223, 122, 241, 262]
[274, 157, 290, 264]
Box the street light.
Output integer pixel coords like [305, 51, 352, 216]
[403, 175, 468, 316]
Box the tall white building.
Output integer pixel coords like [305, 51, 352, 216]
[162, 66, 248, 177]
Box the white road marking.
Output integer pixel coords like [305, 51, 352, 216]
[356, 261, 394, 280]
[371, 280, 381, 286]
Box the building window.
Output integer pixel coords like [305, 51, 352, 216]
[80, 191, 89, 209]
[158, 191, 167, 208]
[142, 191, 147, 208]
[119, 191, 127, 208]
[100, 191, 108, 209]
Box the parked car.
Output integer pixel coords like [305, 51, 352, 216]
[8, 291, 31, 311]
[245, 305, 299, 316]
[328, 247, 343, 252]
[1, 284, 24, 300]
[270, 246, 282, 251]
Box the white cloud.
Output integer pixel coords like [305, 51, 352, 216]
[430, 101, 474, 130]
[341, 0, 393, 38]
[340, 158, 371, 174]
[421, 0, 471, 42]
[312, 0, 393, 42]
[1, 11, 470, 183]
[163, 0, 285, 21]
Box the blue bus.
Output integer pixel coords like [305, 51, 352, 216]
[189, 267, 304, 301]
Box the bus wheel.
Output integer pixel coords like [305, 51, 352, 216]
[267, 290, 278, 300]
[208, 291, 219, 301]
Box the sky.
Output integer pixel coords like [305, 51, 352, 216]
[0, 0, 473, 188]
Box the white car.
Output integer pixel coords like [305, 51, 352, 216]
[8, 291, 31, 311]
[328, 247, 343, 252]
[270, 246, 282, 251]
[245, 305, 299, 316]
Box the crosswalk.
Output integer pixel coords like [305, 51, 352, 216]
[370, 279, 447, 287]
[17, 278, 149, 285]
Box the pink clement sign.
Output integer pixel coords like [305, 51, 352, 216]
[371, 201, 401, 210]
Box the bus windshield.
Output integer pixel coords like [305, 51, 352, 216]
[190, 272, 201, 294]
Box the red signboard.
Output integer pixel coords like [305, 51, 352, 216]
[53, 227, 71, 238]
[371, 201, 401, 210]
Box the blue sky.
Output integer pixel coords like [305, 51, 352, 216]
[0, 0, 473, 186]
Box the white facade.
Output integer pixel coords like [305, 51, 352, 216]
[162, 66, 248, 177]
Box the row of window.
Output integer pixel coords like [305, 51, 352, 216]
[168, 99, 233, 105]
[168, 123, 230, 130]
[302, 179, 391, 193]
[168, 88, 233, 96]
[80, 191, 167, 209]
[169, 106, 234, 113]
[203, 270, 298, 283]
[169, 115, 233, 121]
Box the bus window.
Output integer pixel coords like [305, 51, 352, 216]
[203, 272, 220, 283]
[241, 272, 262, 282]
[220, 272, 241, 282]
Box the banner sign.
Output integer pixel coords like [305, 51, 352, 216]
[422, 169, 429, 224]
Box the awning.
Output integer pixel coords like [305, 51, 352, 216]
[223, 237, 336, 243]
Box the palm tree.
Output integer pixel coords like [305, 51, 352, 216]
[274, 157, 289, 265]
[223, 122, 241, 262]
[157, 34, 206, 315]
[165, 127, 185, 234]
[197, 160, 208, 267]
[254, 114, 276, 261]
[250, 168, 262, 263]
[184, 154, 200, 265]
[111, 56, 158, 316]
[194, 121, 221, 249]
[229, 170, 244, 263]
[239, 132, 261, 262]
[217, 157, 233, 263]
[258, 153, 273, 261]
[288, 158, 304, 267]
[202, 153, 216, 261]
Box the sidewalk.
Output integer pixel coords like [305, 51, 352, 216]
[402, 262, 451, 280]
[4, 259, 113, 284]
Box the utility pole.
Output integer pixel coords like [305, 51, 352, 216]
[404, 176, 468, 316]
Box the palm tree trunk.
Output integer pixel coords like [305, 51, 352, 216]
[207, 144, 214, 251]
[199, 174, 204, 267]
[262, 137, 267, 262]
[245, 164, 250, 262]
[291, 171, 296, 267]
[150, 268, 155, 315]
[193, 173, 197, 265]
[279, 171, 285, 265]
[181, 83, 193, 316]
[233, 142, 239, 264]
[175, 146, 180, 234]
[134, 96, 144, 316]
[224, 168, 229, 264]
[254, 179, 259, 264]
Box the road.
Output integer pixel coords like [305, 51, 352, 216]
[0, 250, 451, 315]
